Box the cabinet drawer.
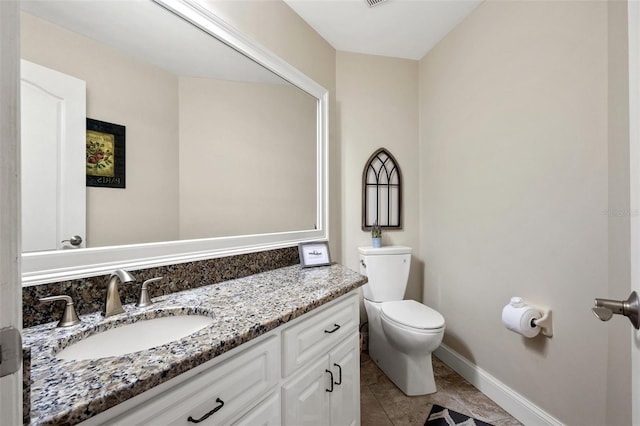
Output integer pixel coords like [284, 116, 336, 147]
[282, 293, 358, 377]
[231, 391, 280, 426]
[113, 335, 279, 425]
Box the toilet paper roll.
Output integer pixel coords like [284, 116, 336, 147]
[501, 303, 541, 338]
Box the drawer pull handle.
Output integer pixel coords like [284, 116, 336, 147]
[324, 324, 341, 334]
[325, 369, 334, 392]
[333, 363, 342, 385]
[187, 397, 224, 423]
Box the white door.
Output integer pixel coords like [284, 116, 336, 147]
[630, 3, 640, 425]
[20, 59, 86, 252]
[0, 1, 22, 424]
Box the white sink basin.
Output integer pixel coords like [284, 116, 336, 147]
[56, 315, 214, 361]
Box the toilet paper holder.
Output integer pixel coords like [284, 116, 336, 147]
[531, 307, 553, 337]
[503, 297, 553, 337]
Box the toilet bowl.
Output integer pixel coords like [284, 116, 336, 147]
[364, 299, 445, 395]
[381, 300, 445, 356]
[359, 246, 446, 396]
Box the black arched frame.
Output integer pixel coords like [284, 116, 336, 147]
[362, 148, 402, 231]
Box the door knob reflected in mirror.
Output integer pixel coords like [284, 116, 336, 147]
[592, 291, 639, 329]
[61, 235, 83, 247]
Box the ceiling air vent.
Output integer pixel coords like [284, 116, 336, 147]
[365, 0, 388, 7]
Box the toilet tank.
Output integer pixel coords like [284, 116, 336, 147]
[358, 246, 412, 302]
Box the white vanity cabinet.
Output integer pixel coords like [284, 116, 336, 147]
[83, 291, 360, 426]
[281, 292, 360, 426]
[281, 334, 359, 426]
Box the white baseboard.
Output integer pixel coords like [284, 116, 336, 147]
[434, 344, 563, 426]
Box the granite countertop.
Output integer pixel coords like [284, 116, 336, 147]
[22, 263, 367, 425]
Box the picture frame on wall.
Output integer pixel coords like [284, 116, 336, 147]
[298, 241, 332, 268]
[86, 118, 126, 188]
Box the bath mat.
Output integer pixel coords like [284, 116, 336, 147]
[425, 404, 493, 426]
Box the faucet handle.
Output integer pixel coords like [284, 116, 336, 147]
[136, 277, 162, 308]
[40, 295, 81, 327]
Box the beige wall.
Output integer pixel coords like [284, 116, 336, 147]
[21, 12, 181, 247]
[178, 77, 316, 238]
[336, 52, 421, 322]
[419, 1, 611, 424]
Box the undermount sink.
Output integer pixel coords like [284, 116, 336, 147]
[56, 315, 215, 361]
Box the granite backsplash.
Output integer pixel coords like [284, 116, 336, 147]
[23, 246, 299, 328]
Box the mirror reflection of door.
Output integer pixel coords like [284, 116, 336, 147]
[20, 60, 86, 252]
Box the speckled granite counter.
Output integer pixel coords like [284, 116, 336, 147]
[23, 263, 366, 425]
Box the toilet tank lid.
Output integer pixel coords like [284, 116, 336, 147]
[358, 245, 412, 255]
[381, 300, 445, 329]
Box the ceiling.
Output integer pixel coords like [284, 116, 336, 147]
[283, 0, 483, 60]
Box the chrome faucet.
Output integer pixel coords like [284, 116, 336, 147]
[103, 269, 135, 317]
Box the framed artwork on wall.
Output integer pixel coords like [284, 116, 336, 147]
[362, 147, 402, 231]
[86, 118, 126, 188]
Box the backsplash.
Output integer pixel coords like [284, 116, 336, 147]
[23, 246, 299, 328]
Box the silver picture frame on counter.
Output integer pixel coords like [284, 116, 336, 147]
[298, 241, 331, 268]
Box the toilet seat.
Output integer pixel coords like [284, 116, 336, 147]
[381, 300, 445, 330]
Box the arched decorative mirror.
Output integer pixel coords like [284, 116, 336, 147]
[20, 0, 328, 285]
[362, 148, 402, 231]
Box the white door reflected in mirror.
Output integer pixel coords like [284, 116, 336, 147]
[20, 60, 86, 252]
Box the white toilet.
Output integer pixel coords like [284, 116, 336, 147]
[359, 245, 445, 396]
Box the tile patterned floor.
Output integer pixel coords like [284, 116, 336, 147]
[360, 352, 522, 426]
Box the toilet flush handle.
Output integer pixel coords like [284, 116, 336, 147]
[360, 260, 366, 268]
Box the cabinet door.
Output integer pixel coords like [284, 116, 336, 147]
[329, 334, 360, 426]
[281, 355, 331, 426]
